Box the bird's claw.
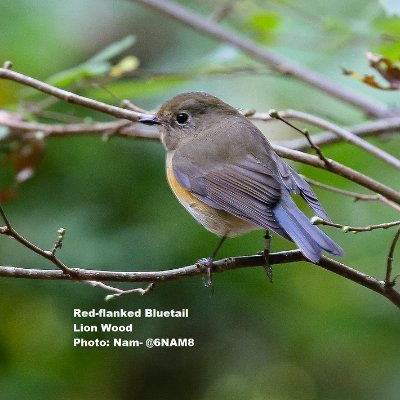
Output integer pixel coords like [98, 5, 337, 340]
[264, 230, 273, 282]
[197, 257, 214, 287]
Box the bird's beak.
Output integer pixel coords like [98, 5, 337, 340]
[138, 115, 161, 125]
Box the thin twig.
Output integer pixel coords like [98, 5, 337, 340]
[273, 145, 400, 205]
[269, 110, 332, 167]
[0, 206, 74, 275]
[254, 109, 400, 168]
[0, 205, 150, 297]
[0, 111, 158, 140]
[312, 217, 400, 233]
[104, 283, 155, 301]
[209, 2, 234, 22]
[50, 228, 66, 256]
[274, 115, 400, 151]
[385, 227, 400, 287]
[87, 281, 155, 300]
[305, 177, 400, 212]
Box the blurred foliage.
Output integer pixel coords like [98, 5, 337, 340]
[0, 0, 399, 399]
[343, 51, 400, 90]
[47, 35, 137, 87]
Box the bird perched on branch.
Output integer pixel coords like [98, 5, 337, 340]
[140, 92, 343, 278]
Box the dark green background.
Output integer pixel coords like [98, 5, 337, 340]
[0, 1, 399, 399]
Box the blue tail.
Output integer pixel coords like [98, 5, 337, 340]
[273, 191, 344, 263]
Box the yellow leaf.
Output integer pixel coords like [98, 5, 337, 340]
[109, 56, 140, 78]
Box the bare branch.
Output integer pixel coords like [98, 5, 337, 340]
[268, 110, 332, 167]
[386, 227, 400, 287]
[0, 251, 398, 307]
[305, 177, 400, 212]
[1, 67, 398, 205]
[254, 109, 400, 168]
[0, 205, 144, 296]
[312, 217, 400, 233]
[273, 145, 400, 204]
[0, 111, 158, 141]
[2, 202, 399, 306]
[275, 116, 400, 151]
[0, 111, 128, 136]
[104, 283, 155, 301]
[0, 206, 76, 276]
[0, 67, 143, 122]
[1, 64, 399, 307]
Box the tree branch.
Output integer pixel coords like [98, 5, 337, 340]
[1, 65, 399, 306]
[0, 68, 142, 122]
[273, 145, 400, 204]
[1, 66, 398, 205]
[312, 218, 400, 233]
[134, 0, 398, 118]
[275, 116, 400, 151]
[0, 251, 398, 307]
[386, 227, 400, 287]
[0, 206, 149, 296]
[253, 109, 400, 168]
[0, 110, 159, 141]
[305, 177, 400, 212]
[1, 201, 399, 306]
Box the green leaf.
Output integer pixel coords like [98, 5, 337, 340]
[47, 63, 110, 87]
[83, 75, 188, 101]
[88, 35, 136, 64]
[246, 11, 280, 43]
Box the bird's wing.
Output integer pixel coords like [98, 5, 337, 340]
[172, 153, 292, 240]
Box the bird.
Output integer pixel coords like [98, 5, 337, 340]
[139, 92, 344, 273]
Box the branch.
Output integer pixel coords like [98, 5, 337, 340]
[1, 67, 399, 306]
[0, 111, 159, 140]
[386, 227, 400, 287]
[275, 116, 400, 151]
[1, 202, 399, 306]
[312, 217, 400, 233]
[1, 67, 399, 204]
[0, 251, 399, 307]
[273, 145, 400, 204]
[0, 207, 73, 275]
[134, 0, 398, 118]
[0, 206, 150, 297]
[305, 177, 400, 212]
[268, 109, 332, 167]
[253, 109, 400, 169]
[0, 67, 143, 122]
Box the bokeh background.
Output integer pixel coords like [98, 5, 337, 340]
[0, 0, 399, 399]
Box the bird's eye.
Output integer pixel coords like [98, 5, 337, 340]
[176, 112, 189, 125]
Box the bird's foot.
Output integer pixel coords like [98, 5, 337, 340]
[197, 257, 214, 287]
[264, 255, 273, 283]
[264, 230, 273, 283]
